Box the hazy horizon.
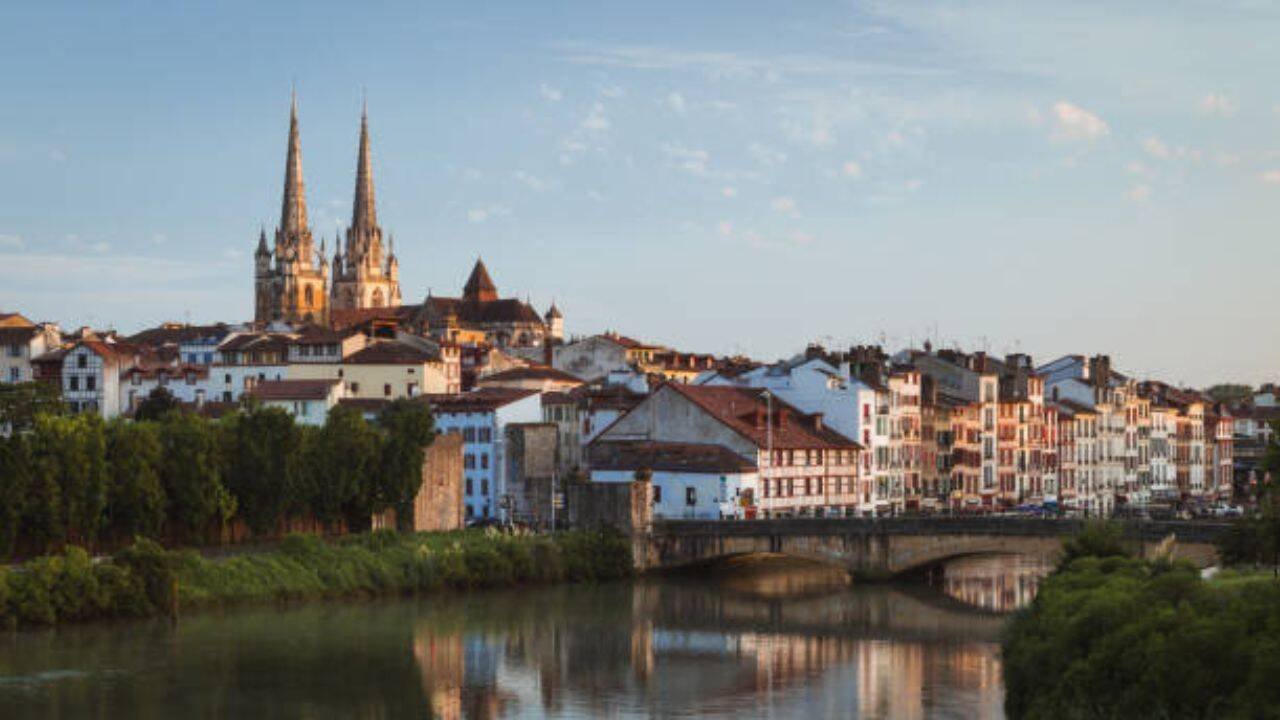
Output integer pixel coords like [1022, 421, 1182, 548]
[2, 1, 1277, 387]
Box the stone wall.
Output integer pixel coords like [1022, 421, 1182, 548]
[375, 433, 465, 532]
[566, 477, 652, 534]
[505, 422, 560, 527]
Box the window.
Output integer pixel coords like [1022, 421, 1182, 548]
[350, 382, 360, 394]
[383, 383, 392, 397]
[464, 453, 475, 469]
[481, 479, 489, 495]
[7, 344, 20, 358]
[480, 453, 489, 469]
[8, 367, 18, 382]
[68, 376, 79, 391]
[465, 504, 474, 519]
[463, 427, 476, 442]
[86, 376, 96, 391]
[224, 373, 231, 384]
[686, 487, 697, 506]
[479, 428, 491, 442]
[653, 486, 662, 503]
[466, 478, 473, 496]
[77, 354, 87, 369]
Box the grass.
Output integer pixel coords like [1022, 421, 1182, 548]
[0, 529, 633, 630]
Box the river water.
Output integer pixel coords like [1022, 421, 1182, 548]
[0, 554, 1048, 719]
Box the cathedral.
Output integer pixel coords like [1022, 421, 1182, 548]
[253, 96, 561, 350]
[254, 96, 400, 325]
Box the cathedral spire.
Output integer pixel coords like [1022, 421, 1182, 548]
[351, 101, 377, 232]
[280, 92, 309, 237]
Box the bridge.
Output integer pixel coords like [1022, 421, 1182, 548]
[635, 518, 1228, 576]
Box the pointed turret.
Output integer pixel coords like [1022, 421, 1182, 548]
[463, 258, 499, 303]
[280, 92, 309, 238]
[255, 227, 270, 257]
[351, 102, 377, 233]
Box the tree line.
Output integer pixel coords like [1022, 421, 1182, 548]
[0, 383, 434, 559]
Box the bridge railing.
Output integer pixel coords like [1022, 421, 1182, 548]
[649, 517, 1232, 545]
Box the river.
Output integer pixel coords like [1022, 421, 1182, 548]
[0, 554, 1049, 719]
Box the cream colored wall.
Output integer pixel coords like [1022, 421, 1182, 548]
[288, 361, 453, 399]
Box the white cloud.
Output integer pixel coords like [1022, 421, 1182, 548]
[1259, 170, 1280, 185]
[721, 186, 737, 198]
[1051, 102, 1109, 141]
[771, 196, 798, 215]
[661, 143, 710, 175]
[581, 102, 610, 132]
[1199, 93, 1238, 117]
[666, 92, 686, 114]
[600, 84, 625, 99]
[841, 160, 863, 179]
[0, 234, 24, 250]
[782, 112, 835, 148]
[748, 142, 788, 167]
[1142, 137, 1171, 160]
[513, 170, 549, 191]
[717, 220, 733, 236]
[1127, 184, 1152, 202]
[467, 205, 511, 223]
[539, 83, 563, 102]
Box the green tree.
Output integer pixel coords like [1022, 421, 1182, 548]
[307, 405, 384, 532]
[30, 414, 109, 548]
[159, 411, 234, 544]
[220, 405, 303, 536]
[376, 399, 435, 531]
[132, 386, 179, 421]
[0, 434, 33, 556]
[104, 420, 166, 542]
[0, 381, 65, 433]
[1058, 519, 1130, 569]
[1205, 383, 1253, 405]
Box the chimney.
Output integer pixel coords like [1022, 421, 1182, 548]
[812, 412, 824, 431]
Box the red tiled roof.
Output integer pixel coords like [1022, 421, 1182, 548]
[478, 365, 583, 385]
[248, 379, 340, 401]
[126, 323, 230, 347]
[588, 441, 757, 474]
[663, 383, 861, 450]
[423, 388, 539, 413]
[345, 341, 438, 365]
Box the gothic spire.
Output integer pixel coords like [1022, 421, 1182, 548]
[351, 101, 377, 232]
[280, 92, 309, 236]
[463, 258, 498, 303]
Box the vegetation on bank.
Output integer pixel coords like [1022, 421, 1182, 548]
[0, 382, 434, 558]
[1003, 521, 1280, 719]
[0, 530, 633, 630]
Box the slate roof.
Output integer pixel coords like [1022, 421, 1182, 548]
[589, 441, 757, 474]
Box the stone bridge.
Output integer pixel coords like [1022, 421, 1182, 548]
[636, 518, 1227, 576]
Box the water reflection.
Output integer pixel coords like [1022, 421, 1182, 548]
[932, 554, 1050, 613]
[0, 556, 1048, 719]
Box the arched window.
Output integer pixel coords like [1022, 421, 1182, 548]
[304, 285, 314, 307]
[371, 288, 385, 307]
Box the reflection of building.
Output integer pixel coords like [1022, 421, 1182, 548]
[939, 555, 1048, 612]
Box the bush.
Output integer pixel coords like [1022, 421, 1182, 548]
[0, 529, 632, 629]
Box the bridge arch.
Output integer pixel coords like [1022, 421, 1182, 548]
[639, 518, 1224, 576]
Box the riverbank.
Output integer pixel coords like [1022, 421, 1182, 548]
[0, 530, 633, 630]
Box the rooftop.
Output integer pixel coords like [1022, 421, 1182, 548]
[589, 441, 757, 475]
[247, 378, 341, 401]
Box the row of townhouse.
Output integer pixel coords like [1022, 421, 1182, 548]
[14, 322, 462, 422]
[639, 345, 1237, 517]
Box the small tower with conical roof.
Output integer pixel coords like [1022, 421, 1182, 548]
[463, 258, 499, 303]
[545, 300, 564, 341]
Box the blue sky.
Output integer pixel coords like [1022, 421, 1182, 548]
[1, 1, 1278, 386]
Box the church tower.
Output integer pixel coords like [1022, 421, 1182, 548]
[330, 103, 401, 311]
[254, 94, 329, 325]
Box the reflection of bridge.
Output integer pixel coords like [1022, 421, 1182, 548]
[637, 518, 1227, 575]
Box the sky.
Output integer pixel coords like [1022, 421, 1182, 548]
[1, 1, 1278, 387]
